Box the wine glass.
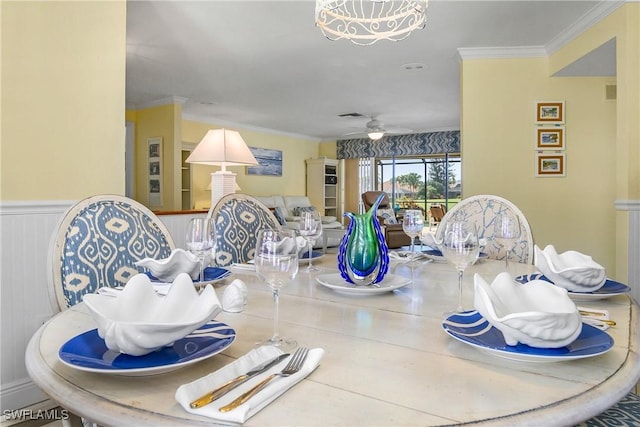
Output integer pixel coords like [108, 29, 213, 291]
[298, 211, 323, 272]
[255, 228, 299, 350]
[185, 217, 215, 283]
[440, 221, 480, 313]
[402, 210, 424, 264]
[493, 212, 521, 269]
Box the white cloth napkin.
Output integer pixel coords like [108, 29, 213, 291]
[388, 251, 429, 263]
[534, 244, 606, 291]
[175, 346, 325, 424]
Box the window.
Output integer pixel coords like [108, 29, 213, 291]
[373, 154, 461, 213]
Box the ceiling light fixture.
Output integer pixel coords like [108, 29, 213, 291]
[368, 131, 385, 140]
[315, 0, 428, 46]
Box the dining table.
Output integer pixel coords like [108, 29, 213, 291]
[26, 253, 640, 426]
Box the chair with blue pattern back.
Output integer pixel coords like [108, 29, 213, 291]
[208, 193, 281, 267]
[48, 194, 175, 311]
[436, 194, 534, 264]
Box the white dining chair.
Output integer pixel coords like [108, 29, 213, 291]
[436, 194, 534, 264]
[48, 194, 175, 311]
[208, 193, 281, 266]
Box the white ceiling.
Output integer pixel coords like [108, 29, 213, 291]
[126, 1, 620, 142]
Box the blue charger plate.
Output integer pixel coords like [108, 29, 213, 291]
[58, 321, 236, 376]
[515, 273, 630, 301]
[442, 310, 613, 363]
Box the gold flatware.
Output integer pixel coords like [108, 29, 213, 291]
[219, 347, 309, 413]
[190, 353, 290, 409]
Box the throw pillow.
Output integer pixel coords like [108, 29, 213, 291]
[273, 206, 287, 226]
[377, 208, 397, 224]
[292, 206, 318, 217]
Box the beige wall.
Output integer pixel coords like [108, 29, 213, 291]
[461, 3, 639, 281]
[182, 120, 321, 208]
[1, 1, 127, 201]
[129, 104, 182, 211]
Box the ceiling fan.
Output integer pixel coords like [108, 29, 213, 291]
[342, 115, 412, 140]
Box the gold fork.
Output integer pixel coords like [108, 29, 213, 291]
[219, 347, 309, 412]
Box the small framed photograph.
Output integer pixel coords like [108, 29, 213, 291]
[536, 101, 565, 124]
[147, 137, 163, 206]
[536, 126, 565, 150]
[535, 152, 565, 177]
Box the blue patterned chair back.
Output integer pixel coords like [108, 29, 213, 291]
[49, 195, 175, 310]
[435, 195, 534, 264]
[209, 194, 281, 267]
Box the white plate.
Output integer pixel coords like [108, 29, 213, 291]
[442, 311, 613, 363]
[58, 321, 236, 376]
[315, 273, 411, 295]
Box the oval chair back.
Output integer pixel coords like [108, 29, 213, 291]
[48, 195, 175, 311]
[208, 193, 281, 267]
[436, 195, 534, 264]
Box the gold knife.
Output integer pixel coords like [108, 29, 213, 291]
[190, 353, 290, 409]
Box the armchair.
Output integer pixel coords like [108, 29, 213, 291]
[362, 191, 411, 249]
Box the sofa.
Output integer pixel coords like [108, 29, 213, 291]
[254, 195, 343, 248]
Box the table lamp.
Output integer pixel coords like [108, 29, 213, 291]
[186, 129, 258, 208]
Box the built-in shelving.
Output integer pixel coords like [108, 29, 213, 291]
[306, 157, 341, 219]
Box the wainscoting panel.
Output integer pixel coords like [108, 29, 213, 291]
[0, 201, 72, 410]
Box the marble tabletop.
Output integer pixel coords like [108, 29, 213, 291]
[26, 254, 640, 426]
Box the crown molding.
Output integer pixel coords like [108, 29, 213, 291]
[458, 0, 627, 61]
[545, 0, 626, 54]
[457, 46, 546, 60]
[128, 96, 188, 111]
[181, 112, 322, 142]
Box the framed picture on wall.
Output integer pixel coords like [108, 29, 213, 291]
[148, 137, 162, 206]
[535, 126, 565, 150]
[536, 101, 565, 124]
[535, 152, 565, 177]
[247, 147, 283, 176]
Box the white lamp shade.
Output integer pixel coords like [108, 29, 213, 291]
[186, 129, 258, 167]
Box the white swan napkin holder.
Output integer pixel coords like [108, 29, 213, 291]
[83, 273, 221, 356]
[135, 248, 201, 282]
[474, 272, 582, 348]
[534, 245, 606, 292]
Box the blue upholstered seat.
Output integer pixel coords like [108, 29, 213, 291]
[436, 194, 534, 264]
[209, 194, 281, 267]
[49, 195, 175, 310]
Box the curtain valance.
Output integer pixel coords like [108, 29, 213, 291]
[336, 130, 460, 159]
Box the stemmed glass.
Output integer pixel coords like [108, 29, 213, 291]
[440, 221, 480, 313]
[402, 210, 424, 264]
[298, 211, 323, 272]
[254, 228, 299, 350]
[493, 212, 521, 269]
[185, 217, 216, 283]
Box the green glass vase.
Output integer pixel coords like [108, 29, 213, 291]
[338, 193, 390, 285]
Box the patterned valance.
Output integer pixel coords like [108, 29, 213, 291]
[336, 130, 460, 159]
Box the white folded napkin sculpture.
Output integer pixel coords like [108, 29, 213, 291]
[83, 273, 222, 356]
[474, 272, 582, 348]
[135, 248, 201, 281]
[534, 244, 606, 292]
